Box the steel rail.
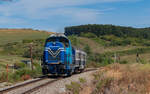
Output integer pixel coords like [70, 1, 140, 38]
[0, 76, 47, 94]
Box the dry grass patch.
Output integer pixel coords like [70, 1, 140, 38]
[120, 53, 150, 64]
[92, 63, 150, 94]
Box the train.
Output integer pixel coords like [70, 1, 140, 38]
[42, 33, 87, 76]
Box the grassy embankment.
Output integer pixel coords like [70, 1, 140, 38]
[0, 29, 52, 85]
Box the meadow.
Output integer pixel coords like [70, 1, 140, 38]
[0, 29, 51, 85]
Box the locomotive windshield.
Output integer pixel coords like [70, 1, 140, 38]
[46, 37, 69, 47]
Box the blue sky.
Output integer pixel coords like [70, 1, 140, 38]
[0, 0, 149, 32]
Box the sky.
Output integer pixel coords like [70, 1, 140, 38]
[0, 0, 149, 32]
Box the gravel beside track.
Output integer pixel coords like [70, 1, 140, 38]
[31, 69, 97, 94]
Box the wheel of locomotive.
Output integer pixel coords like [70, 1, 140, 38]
[42, 68, 48, 75]
[66, 70, 73, 77]
[67, 73, 71, 77]
[74, 67, 79, 74]
[79, 69, 84, 73]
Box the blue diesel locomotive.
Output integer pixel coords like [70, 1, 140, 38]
[42, 33, 87, 76]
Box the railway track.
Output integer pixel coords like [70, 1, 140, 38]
[0, 68, 97, 94]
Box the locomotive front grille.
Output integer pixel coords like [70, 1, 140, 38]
[48, 53, 61, 61]
[48, 48, 61, 61]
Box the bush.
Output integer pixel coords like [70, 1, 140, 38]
[100, 57, 114, 66]
[23, 45, 43, 60]
[68, 35, 80, 46]
[86, 53, 114, 68]
[14, 62, 26, 69]
[79, 78, 86, 84]
[2, 39, 45, 59]
[92, 37, 107, 46]
[0, 63, 42, 83]
[81, 32, 97, 38]
[119, 60, 128, 64]
[140, 59, 147, 64]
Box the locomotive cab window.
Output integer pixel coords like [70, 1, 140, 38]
[46, 37, 69, 47]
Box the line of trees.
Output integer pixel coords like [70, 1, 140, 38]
[65, 24, 150, 39]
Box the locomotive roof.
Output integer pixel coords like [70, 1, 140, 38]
[49, 33, 68, 39]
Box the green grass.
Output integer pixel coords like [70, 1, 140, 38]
[79, 78, 86, 84]
[92, 37, 107, 46]
[0, 54, 28, 65]
[0, 65, 42, 83]
[66, 81, 81, 94]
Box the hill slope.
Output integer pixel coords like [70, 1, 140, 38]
[0, 29, 53, 45]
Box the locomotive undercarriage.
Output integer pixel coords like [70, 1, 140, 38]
[42, 64, 73, 76]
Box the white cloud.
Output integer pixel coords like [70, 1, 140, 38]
[0, 0, 138, 17]
[0, 0, 142, 30]
[0, 16, 26, 24]
[0, 0, 109, 22]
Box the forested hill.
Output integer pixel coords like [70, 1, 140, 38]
[65, 24, 150, 39]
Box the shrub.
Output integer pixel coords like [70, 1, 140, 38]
[100, 57, 114, 66]
[68, 35, 80, 46]
[3, 39, 45, 59]
[14, 62, 26, 69]
[119, 60, 128, 64]
[140, 59, 147, 64]
[101, 35, 117, 41]
[81, 32, 97, 38]
[92, 37, 107, 46]
[23, 45, 43, 60]
[79, 78, 86, 83]
[0, 63, 42, 83]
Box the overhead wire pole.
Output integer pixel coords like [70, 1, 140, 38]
[114, 52, 117, 63]
[30, 43, 33, 70]
[6, 64, 8, 82]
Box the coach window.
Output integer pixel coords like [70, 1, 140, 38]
[79, 53, 81, 60]
[76, 53, 79, 60]
[77, 53, 80, 60]
[81, 53, 83, 61]
[83, 55, 85, 61]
